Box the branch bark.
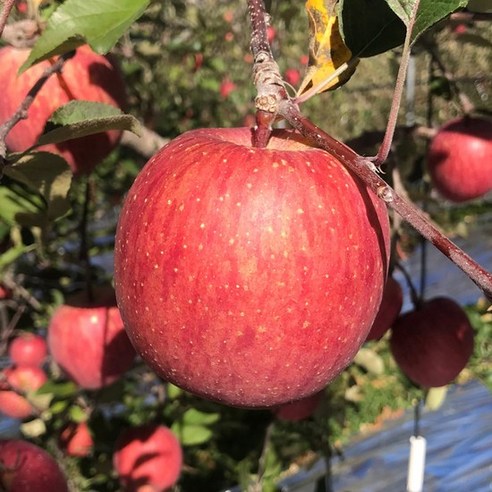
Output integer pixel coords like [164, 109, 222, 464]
[247, 0, 492, 301]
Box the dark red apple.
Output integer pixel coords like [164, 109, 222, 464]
[365, 276, 403, 341]
[113, 424, 182, 492]
[427, 116, 492, 202]
[8, 333, 47, 368]
[114, 127, 390, 407]
[0, 439, 68, 491]
[390, 297, 474, 388]
[0, 366, 47, 419]
[47, 288, 135, 390]
[273, 390, 324, 421]
[0, 284, 11, 299]
[0, 44, 126, 175]
[59, 421, 93, 457]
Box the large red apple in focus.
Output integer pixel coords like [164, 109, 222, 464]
[427, 116, 492, 202]
[114, 128, 390, 407]
[0, 366, 47, 419]
[113, 424, 182, 492]
[0, 439, 68, 491]
[390, 297, 474, 388]
[365, 276, 403, 341]
[47, 288, 136, 390]
[0, 45, 126, 175]
[8, 333, 47, 368]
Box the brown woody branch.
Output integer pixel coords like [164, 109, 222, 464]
[247, 0, 492, 301]
[0, 0, 16, 38]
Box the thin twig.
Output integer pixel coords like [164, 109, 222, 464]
[0, 0, 16, 38]
[247, 0, 492, 301]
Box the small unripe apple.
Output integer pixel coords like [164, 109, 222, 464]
[273, 390, 324, 421]
[390, 297, 474, 388]
[427, 116, 492, 202]
[0, 45, 126, 176]
[59, 421, 93, 457]
[365, 276, 403, 341]
[47, 288, 135, 390]
[0, 439, 68, 491]
[113, 424, 182, 492]
[8, 333, 47, 368]
[0, 366, 47, 419]
[114, 127, 390, 407]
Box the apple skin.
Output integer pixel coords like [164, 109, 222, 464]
[390, 297, 474, 388]
[113, 424, 182, 492]
[47, 289, 136, 390]
[59, 421, 93, 457]
[0, 439, 68, 491]
[273, 390, 324, 422]
[0, 366, 47, 419]
[365, 276, 403, 341]
[8, 333, 48, 368]
[114, 127, 390, 407]
[0, 45, 126, 176]
[427, 116, 492, 202]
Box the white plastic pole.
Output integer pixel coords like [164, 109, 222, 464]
[406, 435, 427, 492]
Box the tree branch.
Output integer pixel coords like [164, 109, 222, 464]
[248, 0, 492, 301]
[0, 0, 16, 38]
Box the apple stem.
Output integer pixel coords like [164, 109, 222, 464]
[248, 0, 287, 148]
[247, 0, 492, 302]
[395, 262, 422, 310]
[0, 0, 16, 38]
[0, 50, 76, 174]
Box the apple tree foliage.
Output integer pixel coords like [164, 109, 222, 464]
[0, 0, 491, 490]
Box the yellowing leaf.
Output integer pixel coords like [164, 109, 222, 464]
[298, 0, 358, 98]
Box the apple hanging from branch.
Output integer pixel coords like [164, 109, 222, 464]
[426, 116, 492, 202]
[0, 44, 127, 175]
[114, 127, 390, 408]
[8, 332, 47, 368]
[47, 288, 136, 390]
[390, 297, 474, 388]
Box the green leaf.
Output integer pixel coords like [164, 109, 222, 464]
[21, 0, 150, 72]
[182, 408, 220, 426]
[0, 244, 34, 273]
[171, 422, 213, 446]
[4, 152, 73, 221]
[36, 380, 78, 398]
[35, 101, 142, 147]
[0, 184, 44, 227]
[339, 0, 468, 57]
[339, 0, 406, 57]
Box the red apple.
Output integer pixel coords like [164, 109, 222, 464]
[59, 421, 93, 457]
[113, 424, 182, 492]
[0, 284, 11, 300]
[0, 44, 126, 175]
[114, 127, 390, 407]
[0, 366, 47, 419]
[219, 78, 237, 99]
[8, 333, 47, 368]
[284, 68, 301, 87]
[426, 116, 492, 202]
[273, 390, 324, 421]
[267, 26, 277, 44]
[365, 276, 403, 341]
[47, 288, 135, 390]
[0, 439, 68, 491]
[390, 297, 474, 388]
